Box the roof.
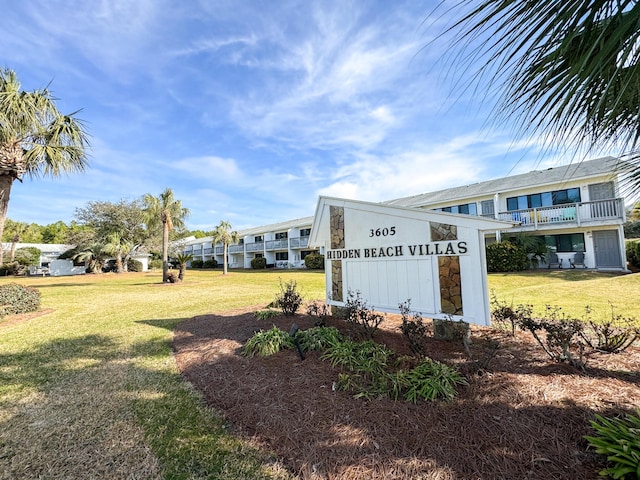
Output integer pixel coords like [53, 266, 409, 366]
[385, 156, 620, 208]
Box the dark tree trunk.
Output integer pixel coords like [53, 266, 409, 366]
[0, 175, 15, 265]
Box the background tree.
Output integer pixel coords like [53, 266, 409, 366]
[72, 242, 107, 274]
[41, 220, 72, 244]
[142, 188, 189, 282]
[212, 220, 239, 275]
[102, 232, 133, 273]
[0, 68, 89, 264]
[440, 1, 640, 192]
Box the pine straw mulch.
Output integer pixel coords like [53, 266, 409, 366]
[173, 308, 640, 480]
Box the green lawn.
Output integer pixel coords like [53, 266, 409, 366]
[0, 269, 638, 479]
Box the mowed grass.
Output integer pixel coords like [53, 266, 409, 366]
[0, 268, 638, 479]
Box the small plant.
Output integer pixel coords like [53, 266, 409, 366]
[518, 305, 586, 369]
[202, 259, 218, 268]
[251, 257, 267, 269]
[399, 300, 430, 355]
[296, 326, 344, 352]
[306, 300, 330, 326]
[190, 259, 204, 268]
[490, 291, 518, 336]
[274, 279, 303, 316]
[584, 411, 640, 479]
[402, 358, 468, 403]
[581, 304, 640, 354]
[243, 326, 294, 357]
[253, 309, 279, 320]
[304, 252, 325, 269]
[0, 283, 41, 317]
[344, 290, 385, 339]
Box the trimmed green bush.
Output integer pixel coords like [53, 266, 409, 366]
[149, 259, 163, 270]
[251, 257, 267, 269]
[304, 252, 325, 269]
[0, 283, 41, 317]
[486, 241, 529, 272]
[190, 259, 204, 268]
[14, 247, 41, 266]
[626, 239, 640, 270]
[202, 259, 217, 268]
[127, 259, 143, 272]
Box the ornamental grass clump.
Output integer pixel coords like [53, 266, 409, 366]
[585, 411, 640, 479]
[402, 358, 468, 403]
[296, 326, 344, 352]
[243, 326, 294, 357]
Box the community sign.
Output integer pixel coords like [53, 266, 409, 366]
[308, 196, 515, 326]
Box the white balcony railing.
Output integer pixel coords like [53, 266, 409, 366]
[245, 241, 264, 252]
[265, 239, 289, 250]
[497, 198, 623, 228]
[289, 236, 310, 248]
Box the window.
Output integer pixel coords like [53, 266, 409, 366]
[254, 253, 263, 258]
[300, 228, 311, 237]
[481, 199, 495, 217]
[507, 188, 581, 211]
[544, 233, 585, 253]
[254, 235, 263, 242]
[300, 250, 315, 259]
[276, 252, 288, 261]
[438, 202, 477, 215]
[275, 232, 288, 240]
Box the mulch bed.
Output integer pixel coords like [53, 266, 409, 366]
[173, 308, 639, 480]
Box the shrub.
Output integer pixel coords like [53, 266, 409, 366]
[14, 247, 41, 266]
[202, 259, 218, 268]
[399, 300, 430, 355]
[190, 259, 204, 268]
[251, 257, 267, 269]
[243, 326, 294, 357]
[486, 241, 529, 272]
[490, 291, 519, 335]
[626, 239, 640, 270]
[253, 309, 279, 320]
[0, 262, 21, 276]
[585, 411, 640, 479]
[306, 300, 331, 326]
[344, 290, 385, 339]
[304, 252, 325, 269]
[127, 259, 143, 272]
[0, 283, 41, 317]
[274, 279, 303, 316]
[580, 304, 640, 354]
[149, 259, 163, 270]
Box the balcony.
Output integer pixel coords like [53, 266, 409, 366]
[289, 236, 310, 248]
[203, 247, 214, 254]
[245, 241, 264, 253]
[265, 239, 289, 251]
[228, 244, 244, 254]
[215, 246, 224, 255]
[497, 198, 623, 230]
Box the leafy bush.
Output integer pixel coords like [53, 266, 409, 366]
[190, 259, 204, 268]
[585, 411, 640, 479]
[626, 240, 640, 270]
[0, 262, 21, 276]
[251, 257, 267, 269]
[304, 252, 325, 269]
[14, 247, 41, 266]
[399, 300, 430, 355]
[306, 300, 330, 326]
[274, 279, 303, 316]
[580, 305, 640, 354]
[401, 358, 468, 403]
[344, 290, 385, 339]
[253, 309, 279, 320]
[296, 326, 344, 352]
[486, 241, 529, 272]
[203, 259, 217, 268]
[149, 259, 163, 270]
[243, 326, 294, 357]
[0, 283, 41, 317]
[127, 259, 143, 272]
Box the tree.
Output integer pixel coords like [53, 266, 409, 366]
[72, 242, 108, 274]
[102, 232, 133, 274]
[0, 68, 89, 264]
[212, 220, 239, 275]
[174, 252, 193, 281]
[41, 220, 71, 244]
[441, 2, 640, 191]
[142, 188, 189, 282]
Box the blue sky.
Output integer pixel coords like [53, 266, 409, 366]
[0, 0, 577, 231]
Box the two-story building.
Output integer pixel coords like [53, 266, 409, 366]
[181, 156, 628, 271]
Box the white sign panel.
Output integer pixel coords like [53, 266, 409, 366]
[309, 197, 514, 326]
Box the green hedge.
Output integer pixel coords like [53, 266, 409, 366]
[251, 257, 267, 269]
[626, 239, 640, 270]
[190, 259, 204, 268]
[486, 241, 529, 272]
[0, 283, 41, 317]
[127, 259, 143, 272]
[304, 252, 325, 269]
[202, 259, 218, 268]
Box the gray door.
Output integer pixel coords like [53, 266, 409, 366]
[593, 230, 622, 268]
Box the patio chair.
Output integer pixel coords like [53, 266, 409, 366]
[570, 251, 586, 269]
[545, 251, 562, 269]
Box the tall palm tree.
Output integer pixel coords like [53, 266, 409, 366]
[212, 220, 239, 275]
[142, 188, 189, 282]
[442, 1, 640, 191]
[0, 69, 89, 264]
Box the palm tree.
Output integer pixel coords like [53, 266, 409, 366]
[4, 220, 37, 262]
[174, 252, 193, 281]
[102, 232, 132, 274]
[0, 69, 89, 264]
[72, 242, 108, 274]
[441, 2, 640, 190]
[212, 220, 239, 275]
[142, 188, 189, 282]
